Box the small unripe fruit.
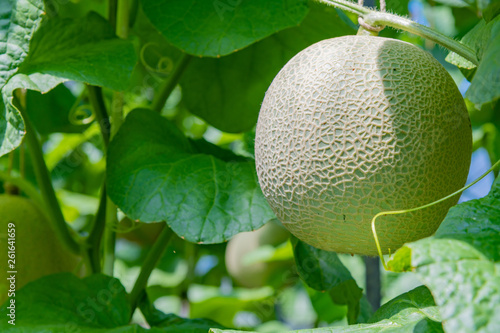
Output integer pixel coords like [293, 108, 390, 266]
[225, 220, 290, 288]
[255, 36, 471, 256]
[0, 195, 84, 305]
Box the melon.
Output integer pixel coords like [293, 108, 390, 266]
[225, 220, 291, 288]
[255, 36, 472, 256]
[0, 195, 84, 305]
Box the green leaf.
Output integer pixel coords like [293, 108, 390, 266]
[389, 239, 499, 333]
[18, 12, 136, 91]
[0, 10, 137, 157]
[446, 15, 500, 105]
[180, 2, 356, 132]
[292, 238, 354, 291]
[292, 238, 363, 324]
[0, 273, 145, 332]
[387, 178, 500, 333]
[307, 288, 348, 323]
[106, 109, 275, 244]
[141, 0, 309, 57]
[210, 287, 443, 332]
[0, 0, 44, 88]
[0, 0, 44, 157]
[329, 280, 363, 325]
[368, 286, 441, 326]
[26, 84, 91, 135]
[433, 190, 500, 261]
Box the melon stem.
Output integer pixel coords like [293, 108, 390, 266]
[315, 0, 479, 66]
[372, 159, 500, 270]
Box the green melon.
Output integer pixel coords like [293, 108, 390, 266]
[255, 36, 472, 256]
[0, 195, 84, 305]
[225, 220, 290, 288]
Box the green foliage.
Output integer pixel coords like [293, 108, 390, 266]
[0, 3, 136, 156]
[106, 109, 275, 243]
[210, 287, 444, 332]
[179, 3, 356, 132]
[141, 0, 309, 57]
[446, 15, 500, 105]
[388, 179, 500, 332]
[0, 0, 498, 332]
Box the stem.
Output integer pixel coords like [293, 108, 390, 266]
[86, 184, 107, 273]
[363, 12, 479, 65]
[108, 0, 118, 32]
[373, 159, 500, 270]
[364, 257, 381, 311]
[128, 0, 139, 28]
[102, 198, 117, 275]
[129, 226, 174, 313]
[116, 0, 130, 39]
[17, 99, 81, 255]
[87, 86, 110, 147]
[152, 53, 192, 113]
[315, 0, 479, 66]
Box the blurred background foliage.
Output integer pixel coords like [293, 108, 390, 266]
[0, 0, 497, 330]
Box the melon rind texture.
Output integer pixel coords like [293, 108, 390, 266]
[255, 36, 472, 256]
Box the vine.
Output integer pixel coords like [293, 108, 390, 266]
[316, 0, 479, 65]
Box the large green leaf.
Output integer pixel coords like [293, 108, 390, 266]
[210, 287, 443, 332]
[0, 0, 43, 87]
[0, 0, 44, 157]
[106, 109, 275, 244]
[17, 12, 136, 90]
[0, 273, 135, 332]
[180, 2, 356, 133]
[140, 0, 309, 57]
[0, 273, 226, 332]
[446, 15, 500, 105]
[0, 10, 136, 157]
[388, 177, 500, 333]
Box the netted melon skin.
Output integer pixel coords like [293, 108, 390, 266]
[255, 36, 471, 256]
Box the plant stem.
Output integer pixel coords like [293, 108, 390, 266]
[152, 53, 192, 113]
[364, 257, 381, 311]
[102, 198, 117, 275]
[108, 0, 118, 32]
[315, 0, 479, 65]
[116, 0, 130, 39]
[373, 159, 500, 270]
[129, 226, 174, 313]
[16, 98, 81, 255]
[128, 0, 139, 28]
[87, 86, 110, 147]
[87, 184, 107, 273]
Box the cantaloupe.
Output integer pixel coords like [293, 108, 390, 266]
[225, 220, 291, 288]
[0, 195, 84, 305]
[255, 36, 471, 256]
